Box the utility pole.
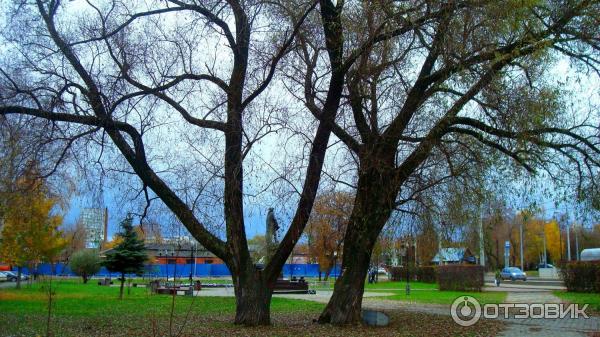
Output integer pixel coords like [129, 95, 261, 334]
[543, 229, 547, 265]
[479, 207, 485, 267]
[414, 236, 418, 266]
[574, 223, 580, 261]
[438, 222, 443, 254]
[520, 223, 524, 271]
[517, 210, 527, 271]
[504, 241, 510, 268]
[566, 222, 571, 261]
[192, 241, 197, 278]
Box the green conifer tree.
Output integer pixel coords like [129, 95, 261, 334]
[103, 214, 146, 299]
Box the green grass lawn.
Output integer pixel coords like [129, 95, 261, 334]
[553, 291, 600, 313]
[0, 278, 504, 337]
[365, 280, 439, 290]
[0, 278, 322, 317]
[311, 279, 506, 305]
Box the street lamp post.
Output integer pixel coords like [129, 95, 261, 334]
[406, 245, 410, 295]
[333, 251, 338, 283]
[399, 244, 410, 295]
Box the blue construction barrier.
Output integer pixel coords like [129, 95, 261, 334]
[16, 263, 341, 278]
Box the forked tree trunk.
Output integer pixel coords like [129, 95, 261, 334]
[318, 227, 380, 324]
[232, 268, 273, 326]
[319, 155, 398, 325]
[318, 253, 371, 323]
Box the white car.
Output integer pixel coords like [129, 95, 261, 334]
[4, 271, 28, 282]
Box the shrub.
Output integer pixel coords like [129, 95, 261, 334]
[388, 265, 437, 283]
[69, 249, 101, 283]
[437, 265, 484, 291]
[560, 261, 600, 293]
[388, 266, 409, 281]
[416, 266, 437, 283]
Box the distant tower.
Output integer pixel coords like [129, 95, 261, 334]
[81, 208, 107, 248]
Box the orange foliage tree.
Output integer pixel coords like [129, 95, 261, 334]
[306, 192, 353, 280]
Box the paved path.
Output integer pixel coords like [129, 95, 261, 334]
[496, 291, 599, 337]
[0, 281, 18, 289]
[196, 288, 395, 301]
[484, 282, 566, 291]
[195, 287, 599, 336]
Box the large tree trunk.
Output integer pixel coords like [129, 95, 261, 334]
[319, 152, 398, 325]
[318, 238, 373, 324]
[232, 267, 273, 326]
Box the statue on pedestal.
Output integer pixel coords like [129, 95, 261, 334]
[266, 207, 279, 246]
[263, 208, 279, 264]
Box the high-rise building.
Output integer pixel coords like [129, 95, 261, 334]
[81, 208, 107, 248]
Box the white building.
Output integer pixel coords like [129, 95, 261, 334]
[81, 208, 107, 248]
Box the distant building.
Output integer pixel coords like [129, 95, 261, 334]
[101, 240, 225, 265]
[81, 208, 107, 249]
[431, 247, 476, 265]
[146, 242, 224, 265]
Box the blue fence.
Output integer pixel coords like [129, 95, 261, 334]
[16, 263, 341, 278]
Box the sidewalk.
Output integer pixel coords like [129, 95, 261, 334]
[497, 291, 599, 337]
[196, 287, 599, 336]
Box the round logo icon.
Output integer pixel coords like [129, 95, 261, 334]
[451, 296, 482, 326]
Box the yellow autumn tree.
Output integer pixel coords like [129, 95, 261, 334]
[522, 217, 563, 267]
[0, 164, 66, 288]
[101, 235, 124, 250]
[544, 220, 562, 264]
[523, 218, 544, 267]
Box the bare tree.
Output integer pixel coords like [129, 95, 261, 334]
[289, 1, 600, 324]
[0, 0, 350, 325]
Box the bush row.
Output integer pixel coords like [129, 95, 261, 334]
[388, 264, 484, 291]
[388, 265, 436, 283]
[560, 261, 600, 293]
[437, 265, 484, 292]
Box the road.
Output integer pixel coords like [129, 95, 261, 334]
[484, 275, 566, 291]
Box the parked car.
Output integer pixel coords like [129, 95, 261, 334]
[0, 271, 8, 282]
[4, 271, 28, 282]
[537, 263, 555, 269]
[377, 267, 388, 275]
[500, 267, 527, 281]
